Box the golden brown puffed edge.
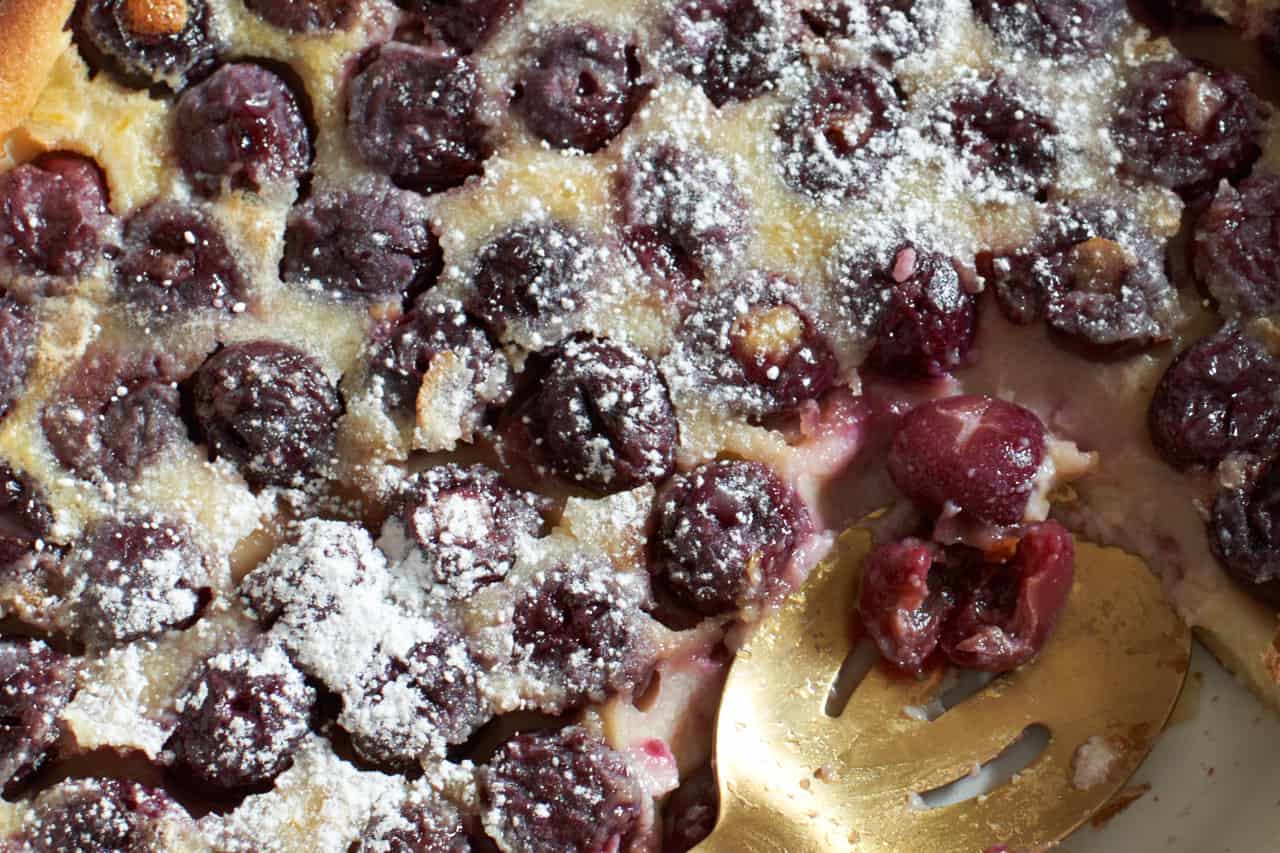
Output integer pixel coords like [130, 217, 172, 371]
[0, 0, 75, 141]
[1191, 583, 1280, 712]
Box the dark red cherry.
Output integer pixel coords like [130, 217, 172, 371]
[367, 298, 509, 414]
[395, 0, 523, 53]
[468, 222, 598, 348]
[79, 0, 220, 88]
[384, 463, 545, 597]
[510, 558, 654, 709]
[0, 154, 111, 286]
[972, 0, 1126, 60]
[1113, 59, 1263, 197]
[479, 727, 647, 853]
[888, 395, 1047, 526]
[0, 465, 54, 572]
[41, 350, 187, 483]
[935, 80, 1057, 194]
[858, 538, 953, 674]
[0, 296, 38, 422]
[282, 183, 440, 303]
[344, 623, 490, 768]
[513, 25, 641, 152]
[244, 0, 357, 31]
[1148, 327, 1280, 471]
[979, 206, 1180, 351]
[1193, 173, 1280, 318]
[169, 643, 314, 791]
[71, 516, 210, 648]
[649, 459, 810, 617]
[777, 66, 902, 200]
[663, 764, 718, 853]
[940, 520, 1075, 671]
[1209, 456, 1280, 607]
[836, 242, 976, 378]
[666, 0, 803, 106]
[803, 0, 939, 58]
[347, 42, 489, 194]
[190, 341, 342, 489]
[240, 519, 384, 627]
[618, 142, 749, 293]
[175, 63, 311, 197]
[115, 201, 248, 316]
[504, 336, 677, 493]
[19, 778, 183, 853]
[670, 273, 837, 421]
[0, 639, 75, 792]
[356, 787, 473, 852]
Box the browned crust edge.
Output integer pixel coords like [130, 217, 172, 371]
[1191, 583, 1280, 713]
[0, 0, 76, 140]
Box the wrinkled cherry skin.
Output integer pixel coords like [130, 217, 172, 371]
[239, 519, 380, 626]
[169, 646, 315, 791]
[666, 0, 803, 106]
[41, 350, 187, 483]
[18, 778, 182, 853]
[0, 154, 112, 285]
[803, 0, 937, 58]
[116, 201, 248, 316]
[468, 222, 596, 347]
[347, 42, 490, 195]
[672, 274, 837, 420]
[245, 0, 357, 31]
[838, 243, 977, 378]
[73, 517, 210, 648]
[649, 459, 810, 617]
[479, 727, 647, 853]
[777, 67, 902, 200]
[513, 25, 641, 152]
[396, 0, 523, 53]
[618, 142, 749, 294]
[1210, 458, 1280, 607]
[190, 341, 342, 489]
[941, 521, 1075, 671]
[368, 300, 508, 413]
[79, 0, 220, 87]
[938, 81, 1057, 193]
[505, 336, 678, 493]
[175, 63, 311, 197]
[283, 184, 440, 303]
[1193, 174, 1280, 318]
[510, 560, 654, 708]
[0, 296, 38, 422]
[972, 0, 1125, 59]
[356, 793, 473, 853]
[858, 537, 953, 674]
[860, 522, 1075, 674]
[979, 208, 1179, 351]
[1112, 59, 1263, 197]
[388, 463, 545, 595]
[1148, 327, 1280, 471]
[0, 465, 54, 571]
[0, 639, 75, 793]
[889, 395, 1047, 526]
[347, 625, 491, 768]
[663, 764, 718, 853]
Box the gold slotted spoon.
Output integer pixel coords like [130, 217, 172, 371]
[695, 526, 1190, 853]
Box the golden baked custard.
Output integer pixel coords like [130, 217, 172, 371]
[0, 0, 1277, 850]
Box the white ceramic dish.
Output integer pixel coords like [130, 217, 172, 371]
[1067, 642, 1280, 851]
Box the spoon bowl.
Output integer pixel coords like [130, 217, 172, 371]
[695, 526, 1191, 853]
